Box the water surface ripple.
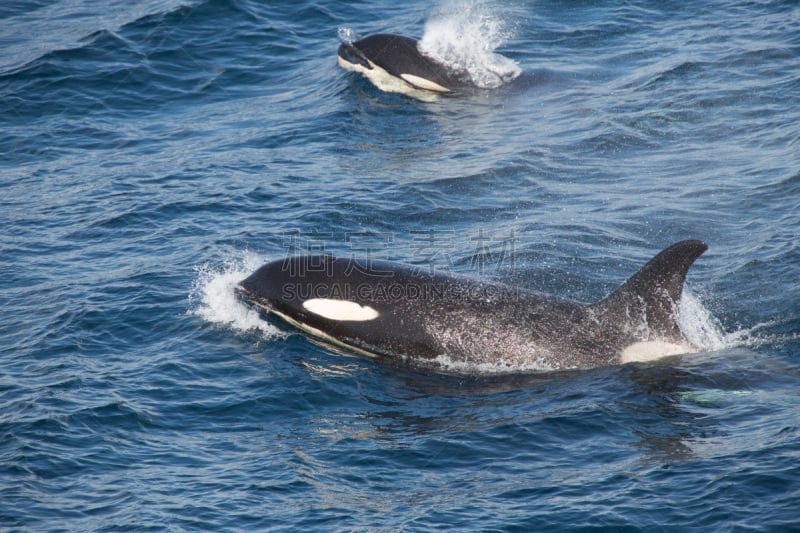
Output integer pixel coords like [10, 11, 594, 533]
[1, 0, 799, 530]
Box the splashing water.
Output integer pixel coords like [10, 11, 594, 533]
[418, 0, 521, 88]
[189, 252, 283, 339]
[678, 290, 729, 351]
[337, 26, 354, 45]
[678, 290, 784, 353]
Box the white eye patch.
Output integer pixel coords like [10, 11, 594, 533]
[302, 298, 379, 321]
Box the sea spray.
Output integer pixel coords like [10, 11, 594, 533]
[337, 26, 354, 46]
[678, 290, 788, 353]
[678, 290, 729, 351]
[190, 252, 283, 339]
[419, 0, 521, 88]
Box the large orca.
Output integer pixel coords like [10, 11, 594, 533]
[337, 33, 472, 95]
[236, 240, 708, 373]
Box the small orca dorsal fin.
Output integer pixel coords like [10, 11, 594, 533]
[592, 240, 708, 341]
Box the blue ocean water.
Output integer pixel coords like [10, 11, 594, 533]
[2, 0, 799, 529]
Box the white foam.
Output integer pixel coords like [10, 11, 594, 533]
[338, 26, 355, 46]
[677, 289, 793, 354]
[189, 251, 283, 339]
[677, 290, 739, 351]
[418, 0, 521, 89]
[425, 353, 557, 375]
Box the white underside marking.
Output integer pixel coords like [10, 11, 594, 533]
[399, 73, 450, 93]
[269, 306, 380, 359]
[620, 341, 691, 364]
[303, 298, 379, 321]
[337, 56, 444, 101]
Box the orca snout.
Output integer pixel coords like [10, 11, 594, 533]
[234, 282, 259, 309]
[337, 41, 372, 70]
[234, 283, 249, 299]
[236, 259, 300, 311]
[236, 267, 271, 308]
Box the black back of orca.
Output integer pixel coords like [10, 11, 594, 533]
[237, 240, 708, 371]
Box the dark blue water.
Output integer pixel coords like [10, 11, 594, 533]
[2, 0, 799, 530]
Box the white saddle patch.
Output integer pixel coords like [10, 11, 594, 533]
[620, 341, 690, 364]
[302, 298, 379, 321]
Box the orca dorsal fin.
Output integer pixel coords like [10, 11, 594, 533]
[592, 240, 708, 342]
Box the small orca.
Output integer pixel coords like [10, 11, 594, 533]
[337, 33, 471, 95]
[236, 240, 708, 373]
